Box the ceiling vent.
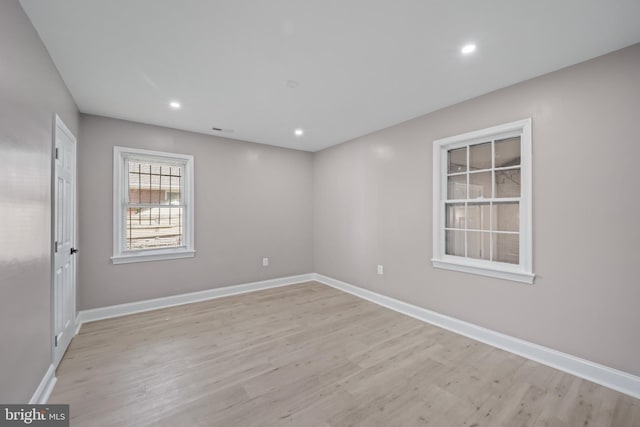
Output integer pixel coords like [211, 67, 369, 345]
[212, 127, 234, 133]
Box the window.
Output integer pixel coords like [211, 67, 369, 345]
[432, 119, 533, 283]
[112, 147, 195, 264]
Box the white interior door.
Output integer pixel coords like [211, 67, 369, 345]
[53, 115, 77, 367]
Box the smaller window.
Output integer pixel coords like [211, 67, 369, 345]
[112, 147, 195, 264]
[432, 119, 533, 283]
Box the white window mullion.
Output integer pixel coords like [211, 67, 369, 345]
[441, 147, 448, 258]
[465, 146, 469, 258]
[122, 157, 130, 255]
[490, 139, 495, 262]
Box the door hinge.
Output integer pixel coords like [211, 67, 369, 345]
[54, 241, 58, 253]
[55, 147, 59, 159]
[54, 335, 58, 347]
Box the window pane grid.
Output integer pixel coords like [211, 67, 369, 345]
[124, 158, 185, 251]
[444, 136, 521, 264]
[126, 160, 183, 205]
[125, 207, 184, 250]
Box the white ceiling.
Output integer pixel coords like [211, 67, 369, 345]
[20, 0, 640, 152]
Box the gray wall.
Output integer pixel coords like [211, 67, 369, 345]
[0, 0, 79, 402]
[313, 44, 640, 376]
[78, 115, 313, 309]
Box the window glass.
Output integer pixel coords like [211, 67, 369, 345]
[494, 202, 519, 232]
[469, 142, 492, 171]
[469, 171, 492, 199]
[126, 160, 184, 250]
[493, 233, 519, 264]
[495, 169, 520, 198]
[447, 175, 467, 200]
[448, 147, 467, 173]
[495, 137, 520, 168]
[467, 203, 490, 231]
[467, 231, 491, 260]
[446, 203, 465, 229]
[445, 230, 465, 257]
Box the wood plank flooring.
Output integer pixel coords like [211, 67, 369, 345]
[50, 282, 640, 426]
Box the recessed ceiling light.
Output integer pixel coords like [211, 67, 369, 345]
[169, 101, 181, 109]
[461, 44, 476, 55]
[294, 129, 304, 136]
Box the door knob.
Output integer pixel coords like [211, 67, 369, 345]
[70, 248, 79, 255]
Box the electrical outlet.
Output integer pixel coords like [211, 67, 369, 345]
[262, 257, 269, 267]
[377, 265, 384, 275]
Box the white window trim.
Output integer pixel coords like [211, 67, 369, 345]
[112, 146, 195, 264]
[431, 118, 534, 284]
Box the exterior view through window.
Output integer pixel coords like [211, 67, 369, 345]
[126, 160, 184, 250]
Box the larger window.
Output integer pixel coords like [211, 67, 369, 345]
[112, 147, 195, 264]
[432, 119, 533, 283]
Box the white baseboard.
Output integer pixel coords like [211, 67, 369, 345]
[74, 317, 82, 336]
[313, 273, 640, 400]
[29, 364, 56, 404]
[76, 273, 315, 327]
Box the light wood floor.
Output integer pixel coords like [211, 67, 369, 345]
[51, 282, 639, 426]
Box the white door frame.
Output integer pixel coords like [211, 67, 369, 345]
[51, 114, 78, 367]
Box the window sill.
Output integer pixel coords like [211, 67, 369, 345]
[431, 258, 534, 284]
[112, 249, 195, 265]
